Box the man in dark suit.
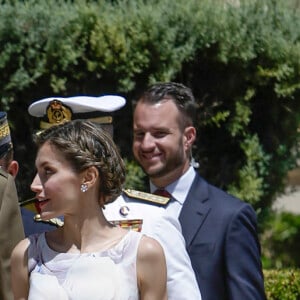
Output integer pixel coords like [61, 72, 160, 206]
[131, 82, 266, 300]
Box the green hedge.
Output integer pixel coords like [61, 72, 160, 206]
[0, 0, 299, 220]
[261, 212, 300, 269]
[264, 269, 300, 300]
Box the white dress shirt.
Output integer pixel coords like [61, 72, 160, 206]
[150, 166, 197, 218]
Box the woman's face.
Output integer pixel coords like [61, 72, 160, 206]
[31, 141, 83, 220]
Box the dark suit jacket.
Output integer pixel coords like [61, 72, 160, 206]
[179, 174, 266, 300]
[0, 169, 24, 300]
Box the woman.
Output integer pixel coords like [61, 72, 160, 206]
[11, 120, 167, 300]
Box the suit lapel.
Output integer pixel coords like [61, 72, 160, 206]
[179, 174, 211, 247]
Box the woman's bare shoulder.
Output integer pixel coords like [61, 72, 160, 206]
[137, 235, 165, 261]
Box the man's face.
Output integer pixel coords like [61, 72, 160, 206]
[132, 100, 193, 187]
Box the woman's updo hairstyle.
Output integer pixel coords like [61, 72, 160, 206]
[35, 119, 126, 206]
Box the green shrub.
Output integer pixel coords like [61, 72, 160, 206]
[261, 212, 300, 269]
[180, 0, 300, 213]
[0, 0, 299, 216]
[123, 159, 146, 191]
[264, 269, 300, 300]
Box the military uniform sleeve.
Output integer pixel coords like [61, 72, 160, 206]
[104, 193, 202, 299]
[150, 214, 202, 300]
[0, 171, 25, 300]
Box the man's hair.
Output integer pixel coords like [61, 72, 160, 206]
[136, 82, 197, 129]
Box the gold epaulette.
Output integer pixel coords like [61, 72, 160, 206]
[34, 214, 64, 227]
[122, 189, 171, 205]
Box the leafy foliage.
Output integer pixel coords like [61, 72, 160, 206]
[0, 0, 299, 219]
[123, 159, 146, 191]
[261, 211, 300, 269]
[264, 268, 300, 300]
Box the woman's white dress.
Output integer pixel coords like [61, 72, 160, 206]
[27, 231, 142, 300]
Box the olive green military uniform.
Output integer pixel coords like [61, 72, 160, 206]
[0, 169, 24, 300]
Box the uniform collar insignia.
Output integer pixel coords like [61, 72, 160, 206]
[122, 188, 171, 205]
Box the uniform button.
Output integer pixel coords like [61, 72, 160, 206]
[119, 206, 130, 216]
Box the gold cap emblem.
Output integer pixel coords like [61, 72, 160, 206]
[47, 100, 72, 124]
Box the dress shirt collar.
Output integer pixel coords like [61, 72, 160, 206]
[150, 166, 197, 205]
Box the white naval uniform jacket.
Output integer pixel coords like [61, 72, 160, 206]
[103, 190, 202, 300]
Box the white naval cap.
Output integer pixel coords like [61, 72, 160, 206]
[28, 95, 126, 117]
[28, 95, 126, 131]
